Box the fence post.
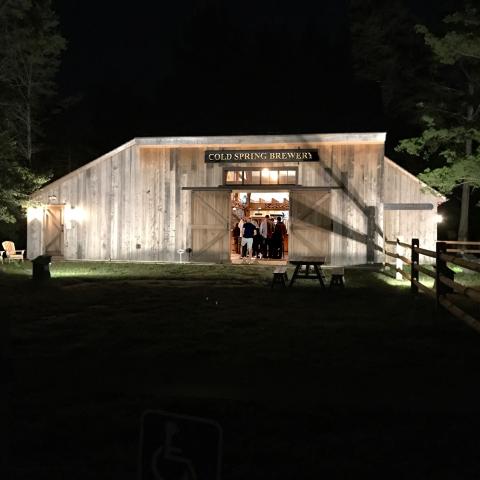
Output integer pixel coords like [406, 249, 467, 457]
[436, 241, 455, 308]
[395, 237, 403, 280]
[411, 238, 419, 294]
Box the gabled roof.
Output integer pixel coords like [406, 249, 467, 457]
[135, 132, 386, 146]
[384, 156, 447, 203]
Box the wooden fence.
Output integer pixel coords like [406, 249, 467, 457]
[384, 238, 480, 333]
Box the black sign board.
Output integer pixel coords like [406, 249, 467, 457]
[138, 410, 222, 480]
[205, 149, 319, 162]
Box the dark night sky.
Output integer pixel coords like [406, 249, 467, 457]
[49, 1, 382, 162]
[49, 0, 447, 169]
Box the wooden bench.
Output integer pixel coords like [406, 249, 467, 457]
[271, 266, 288, 288]
[329, 267, 345, 288]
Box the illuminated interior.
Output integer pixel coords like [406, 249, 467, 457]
[225, 168, 297, 185]
[231, 191, 289, 263]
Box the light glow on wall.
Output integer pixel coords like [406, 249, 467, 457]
[435, 214, 444, 224]
[65, 205, 86, 223]
[27, 206, 44, 222]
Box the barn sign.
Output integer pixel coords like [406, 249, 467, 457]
[205, 149, 319, 162]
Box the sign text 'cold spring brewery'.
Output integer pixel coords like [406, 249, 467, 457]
[205, 149, 320, 162]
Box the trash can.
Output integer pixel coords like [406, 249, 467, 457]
[32, 255, 52, 282]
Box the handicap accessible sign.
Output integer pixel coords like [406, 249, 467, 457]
[138, 410, 222, 480]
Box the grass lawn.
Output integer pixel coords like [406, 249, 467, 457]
[2, 261, 480, 479]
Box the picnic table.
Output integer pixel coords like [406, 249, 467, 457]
[289, 257, 326, 288]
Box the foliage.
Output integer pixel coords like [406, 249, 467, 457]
[398, 117, 480, 194]
[416, 6, 480, 65]
[395, 3, 480, 238]
[0, 0, 66, 166]
[348, 0, 429, 123]
[0, 131, 49, 223]
[0, 0, 62, 225]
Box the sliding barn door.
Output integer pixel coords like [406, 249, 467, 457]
[44, 205, 64, 256]
[289, 190, 331, 262]
[191, 190, 231, 263]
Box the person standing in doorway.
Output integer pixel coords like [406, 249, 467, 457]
[252, 227, 263, 258]
[260, 215, 273, 259]
[232, 222, 240, 254]
[238, 217, 244, 256]
[272, 216, 287, 259]
[241, 217, 255, 260]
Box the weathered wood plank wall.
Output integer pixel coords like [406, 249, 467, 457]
[318, 144, 384, 265]
[383, 158, 442, 258]
[27, 137, 438, 265]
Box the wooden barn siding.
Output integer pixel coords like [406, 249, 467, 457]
[139, 147, 198, 261]
[27, 217, 43, 259]
[201, 142, 383, 265]
[318, 144, 383, 265]
[28, 142, 385, 264]
[383, 158, 439, 257]
[29, 146, 137, 261]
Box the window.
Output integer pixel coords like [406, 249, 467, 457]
[224, 168, 297, 186]
[225, 171, 243, 184]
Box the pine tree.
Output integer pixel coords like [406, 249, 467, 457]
[397, 3, 480, 241]
[0, 0, 65, 167]
[0, 0, 63, 225]
[349, 0, 428, 124]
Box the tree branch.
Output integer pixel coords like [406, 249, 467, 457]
[472, 103, 480, 120]
[427, 105, 464, 120]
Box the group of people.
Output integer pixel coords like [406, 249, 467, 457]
[233, 215, 287, 260]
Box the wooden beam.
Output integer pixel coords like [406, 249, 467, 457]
[413, 279, 436, 299]
[439, 275, 480, 304]
[440, 253, 480, 273]
[439, 296, 480, 334]
[384, 203, 434, 210]
[413, 264, 436, 279]
[414, 246, 436, 258]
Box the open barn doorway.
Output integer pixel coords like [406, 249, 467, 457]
[230, 191, 289, 264]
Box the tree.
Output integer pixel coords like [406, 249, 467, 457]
[0, 132, 48, 223]
[397, 3, 480, 240]
[0, 0, 65, 167]
[0, 0, 63, 228]
[348, 0, 429, 125]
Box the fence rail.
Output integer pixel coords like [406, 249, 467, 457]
[385, 251, 412, 264]
[439, 296, 480, 334]
[438, 275, 480, 303]
[412, 279, 436, 299]
[384, 238, 480, 334]
[442, 240, 480, 254]
[414, 247, 436, 258]
[439, 253, 480, 274]
[413, 263, 436, 279]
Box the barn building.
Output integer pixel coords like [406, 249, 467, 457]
[27, 133, 444, 264]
